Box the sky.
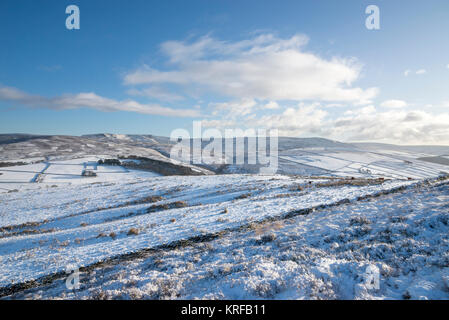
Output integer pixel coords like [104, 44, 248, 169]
[0, 0, 448, 144]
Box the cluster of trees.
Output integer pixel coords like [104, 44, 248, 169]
[97, 159, 121, 166]
[0, 161, 28, 168]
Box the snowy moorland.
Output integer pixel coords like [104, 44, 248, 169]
[2, 176, 448, 300]
[0, 169, 413, 288]
[0, 134, 448, 300]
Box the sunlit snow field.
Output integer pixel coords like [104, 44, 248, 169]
[0, 150, 448, 299]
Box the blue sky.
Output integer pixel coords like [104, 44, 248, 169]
[0, 0, 448, 144]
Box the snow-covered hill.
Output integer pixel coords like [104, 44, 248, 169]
[0, 133, 448, 300]
[1, 175, 448, 299]
[1, 134, 449, 185]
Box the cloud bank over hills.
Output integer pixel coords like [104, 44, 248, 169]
[1, 33, 448, 145]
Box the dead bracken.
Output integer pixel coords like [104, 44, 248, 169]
[127, 228, 139, 236]
[146, 201, 188, 213]
[236, 193, 252, 200]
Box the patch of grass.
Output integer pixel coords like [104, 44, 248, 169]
[146, 201, 188, 213]
[390, 216, 407, 223]
[125, 195, 164, 206]
[350, 216, 372, 226]
[218, 264, 233, 276]
[289, 184, 304, 192]
[127, 228, 139, 236]
[153, 259, 164, 267]
[252, 221, 285, 236]
[316, 178, 385, 188]
[437, 173, 449, 181]
[253, 280, 285, 298]
[173, 201, 188, 208]
[260, 233, 276, 243]
[236, 193, 252, 200]
[91, 290, 108, 300]
[274, 193, 294, 199]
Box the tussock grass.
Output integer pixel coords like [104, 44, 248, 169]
[236, 193, 252, 200]
[124, 195, 164, 206]
[146, 201, 188, 213]
[316, 178, 385, 188]
[127, 228, 139, 236]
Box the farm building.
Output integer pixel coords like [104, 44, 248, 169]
[81, 170, 97, 177]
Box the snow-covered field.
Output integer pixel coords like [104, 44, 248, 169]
[1, 139, 449, 300]
[0, 157, 158, 193]
[279, 148, 449, 179]
[2, 176, 448, 300]
[0, 170, 416, 289]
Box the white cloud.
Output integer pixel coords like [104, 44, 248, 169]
[0, 86, 199, 117]
[246, 103, 329, 136]
[359, 105, 377, 114]
[325, 103, 344, 108]
[201, 119, 237, 128]
[404, 69, 427, 76]
[330, 109, 449, 144]
[203, 100, 449, 144]
[210, 98, 257, 117]
[126, 86, 184, 102]
[343, 105, 376, 116]
[124, 34, 378, 105]
[262, 101, 280, 110]
[380, 99, 408, 108]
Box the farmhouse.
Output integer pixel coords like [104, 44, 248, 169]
[81, 169, 97, 177]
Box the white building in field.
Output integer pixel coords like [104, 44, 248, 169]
[81, 170, 97, 177]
